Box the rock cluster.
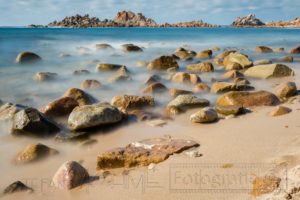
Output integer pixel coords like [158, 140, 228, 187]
[232, 14, 265, 27]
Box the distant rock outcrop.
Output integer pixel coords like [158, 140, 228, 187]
[232, 14, 265, 27]
[160, 20, 218, 27]
[266, 18, 300, 28]
[113, 11, 157, 27]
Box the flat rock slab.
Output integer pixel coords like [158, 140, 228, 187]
[97, 138, 199, 169]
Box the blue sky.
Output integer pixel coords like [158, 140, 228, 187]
[0, 0, 299, 26]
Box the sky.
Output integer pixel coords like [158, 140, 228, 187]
[0, 0, 299, 26]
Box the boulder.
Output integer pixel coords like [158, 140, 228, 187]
[63, 88, 97, 106]
[3, 181, 33, 194]
[15, 143, 58, 164]
[273, 47, 284, 53]
[40, 97, 78, 117]
[16, 52, 41, 64]
[290, 46, 300, 54]
[253, 59, 272, 66]
[186, 62, 214, 72]
[231, 14, 265, 27]
[270, 106, 291, 116]
[175, 48, 195, 60]
[97, 138, 199, 169]
[196, 50, 212, 59]
[142, 82, 167, 94]
[0, 103, 27, 121]
[251, 176, 281, 197]
[167, 94, 209, 110]
[81, 79, 101, 89]
[108, 66, 132, 82]
[171, 72, 201, 85]
[213, 58, 224, 66]
[111, 95, 155, 111]
[96, 63, 124, 71]
[255, 46, 273, 53]
[244, 64, 294, 79]
[147, 55, 179, 71]
[12, 107, 60, 136]
[169, 88, 193, 97]
[217, 50, 237, 59]
[52, 161, 89, 190]
[210, 82, 253, 94]
[193, 83, 210, 93]
[190, 107, 218, 123]
[68, 104, 122, 131]
[95, 43, 113, 49]
[272, 55, 293, 63]
[221, 70, 244, 79]
[216, 90, 280, 107]
[145, 75, 160, 85]
[34, 72, 57, 81]
[223, 52, 253, 70]
[122, 44, 143, 52]
[274, 82, 298, 100]
[215, 105, 244, 116]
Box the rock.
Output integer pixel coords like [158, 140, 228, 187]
[193, 83, 210, 93]
[270, 106, 291, 116]
[272, 55, 293, 63]
[0, 103, 27, 121]
[232, 14, 265, 27]
[63, 88, 97, 106]
[290, 46, 300, 54]
[210, 47, 221, 52]
[273, 47, 284, 53]
[81, 79, 101, 89]
[251, 176, 281, 197]
[68, 104, 122, 131]
[16, 52, 41, 64]
[266, 18, 300, 28]
[186, 62, 214, 72]
[216, 90, 280, 107]
[190, 107, 218, 123]
[169, 88, 193, 97]
[96, 138, 199, 169]
[147, 119, 167, 127]
[145, 74, 160, 85]
[114, 11, 158, 27]
[233, 77, 250, 85]
[15, 143, 58, 164]
[108, 66, 131, 82]
[111, 95, 155, 111]
[12, 107, 60, 136]
[167, 94, 209, 110]
[196, 50, 212, 59]
[171, 72, 201, 85]
[142, 82, 168, 94]
[96, 63, 124, 71]
[165, 105, 183, 115]
[73, 69, 90, 75]
[122, 44, 143, 52]
[3, 181, 33, 194]
[217, 50, 237, 59]
[34, 72, 57, 81]
[213, 58, 224, 66]
[95, 43, 113, 49]
[52, 161, 89, 190]
[215, 105, 244, 116]
[253, 59, 272, 66]
[136, 60, 148, 67]
[221, 70, 244, 79]
[147, 55, 179, 71]
[244, 64, 294, 79]
[185, 150, 202, 158]
[175, 48, 195, 60]
[40, 97, 79, 117]
[129, 110, 159, 121]
[210, 82, 253, 94]
[274, 82, 298, 100]
[223, 52, 253, 70]
[255, 46, 273, 53]
[59, 53, 71, 58]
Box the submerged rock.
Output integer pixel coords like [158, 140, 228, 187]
[167, 94, 209, 110]
[40, 97, 79, 117]
[186, 62, 214, 72]
[111, 95, 155, 111]
[3, 181, 33, 194]
[223, 52, 253, 70]
[253, 59, 272, 66]
[255, 46, 273, 53]
[190, 107, 218, 123]
[171, 72, 201, 85]
[147, 55, 179, 71]
[0, 103, 27, 121]
[63, 88, 97, 106]
[169, 88, 193, 97]
[145, 74, 161, 85]
[274, 82, 298, 100]
[81, 79, 101, 90]
[142, 82, 168, 94]
[16, 52, 41, 64]
[73, 69, 90, 75]
[272, 55, 293, 63]
[97, 138, 199, 169]
[175, 48, 195, 60]
[52, 161, 89, 190]
[270, 106, 291, 116]
[96, 63, 125, 71]
[244, 64, 294, 79]
[290, 46, 300, 54]
[136, 60, 149, 67]
[34, 72, 57, 81]
[12, 107, 60, 136]
[68, 104, 122, 131]
[122, 44, 143, 52]
[15, 143, 58, 164]
[196, 50, 212, 59]
[95, 43, 113, 50]
[108, 66, 132, 82]
[221, 70, 244, 79]
[216, 90, 279, 107]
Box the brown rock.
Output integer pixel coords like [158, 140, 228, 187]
[171, 72, 201, 85]
[147, 55, 179, 71]
[217, 50, 236, 59]
[145, 75, 160, 85]
[16, 52, 41, 64]
[221, 70, 244, 79]
[196, 50, 212, 59]
[272, 55, 293, 63]
[3, 181, 33, 194]
[244, 64, 294, 79]
[40, 97, 79, 117]
[111, 95, 155, 110]
[81, 79, 101, 89]
[95, 43, 113, 49]
[167, 94, 209, 110]
[270, 106, 291, 116]
[255, 46, 273, 53]
[63, 88, 97, 106]
[34, 72, 57, 81]
[215, 105, 244, 116]
[274, 82, 298, 100]
[186, 62, 214, 72]
[290, 46, 300, 54]
[169, 88, 193, 97]
[142, 82, 167, 94]
[175, 48, 194, 60]
[190, 107, 218, 123]
[96, 63, 125, 71]
[273, 47, 284, 53]
[122, 44, 143, 52]
[251, 176, 281, 197]
[193, 83, 210, 93]
[211, 82, 253, 94]
[253, 59, 272, 66]
[223, 52, 253, 70]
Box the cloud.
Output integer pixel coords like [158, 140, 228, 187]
[0, 0, 299, 26]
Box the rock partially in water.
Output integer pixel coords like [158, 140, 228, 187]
[73, 69, 90, 75]
[108, 66, 132, 82]
[193, 83, 210, 93]
[97, 138, 199, 169]
[63, 88, 98, 106]
[40, 97, 79, 117]
[81, 79, 101, 90]
[111, 95, 155, 111]
[145, 74, 161, 85]
[274, 82, 298, 100]
[270, 106, 291, 117]
[0, 103, 27, 121]
[272, 55, 293, 63]
[169, 88, 193, 97]
[12, 107, 60, 136]
[232, 14, 265, 27]
[147, 55, 179, 71]
[190, 107, 218, 123]
[211, 81, 253, 94]
[273, 47, 284, 53]
[3, 181, 33, 194]
[255, 46, 273, 53]
[221, 70, 244, 79]
[186, 62, 214, 73]
[15, 143, 58, 164]
[196, 50, 212, 59]
[52, 161, 89, 190]
[167, 94, 209, 111]
[95, 43, 113, 50]
[68, 104, 122, 131]
[253, 59, 272, 66]
[96, 63, 125, 71]
[142, 82, 168, 94]
[175, 48, 195, 60]
[215, 105, 244, 116]
[34, 72, 57, 81]
[216, 90, 279, 107]
[217, 50, 237, 59]
[171, 72, 201, 85]
[16, 52, 41, 64]
[244, 64, 294, 79]
[122, 44, 143, 52]
[290, 46, 300, 54]
[223, 52, 253, 70]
